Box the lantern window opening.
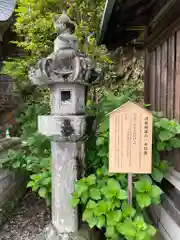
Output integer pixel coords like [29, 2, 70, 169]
[61, 90, 71, 104]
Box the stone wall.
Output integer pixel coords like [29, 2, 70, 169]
[0, 137, 27, 226]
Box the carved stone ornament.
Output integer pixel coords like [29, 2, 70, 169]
[28, 13, 98, 86]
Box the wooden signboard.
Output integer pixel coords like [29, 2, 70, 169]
[109, 101, 152, 174]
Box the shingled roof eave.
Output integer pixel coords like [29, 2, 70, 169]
[0, 0, 16, 22]
[98, 0, 116, 45]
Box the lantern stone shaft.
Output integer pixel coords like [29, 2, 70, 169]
[28, 13, 96, 240]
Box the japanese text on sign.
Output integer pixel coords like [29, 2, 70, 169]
[109, 102, 152, 174]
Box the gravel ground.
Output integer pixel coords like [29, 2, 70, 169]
[0, 192, 51, 240]
[0, 192, 164, 240]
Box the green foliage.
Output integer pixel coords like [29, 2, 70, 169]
[134, 176, 162, 207]
[15, 94, 50, 138]
[1, 0, 114, 206]
[72, 167, 157, 240]
[2, 0, 179, 239]
[2, 0, 111, 207]
[151, 113, 178, 183]
[153, 114, 180, 151]
[3, 95, 51, 205]
[72, 92, 180, 240]
[86, 92, 133, 173]
[3, 131, 51, 205]
[3, 0, 112, 89]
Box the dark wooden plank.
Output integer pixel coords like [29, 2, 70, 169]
[149, 52, 153, 107]
[174, 31, 180, 120]
[156, 46, 161, 111]
[158, 177, 180, 227]
[144, 47, 150, 105]
[173, 31, 180, 172]
[151, 51, 156, 109]
[161, 41, 168, 115]
[146, 0, 180, 51]
[154, 49, 158, 110]
[150, 0, 176, 30]
[160, 44, 163, 112]
[162, 195, 180, 228]
[167, 35, 175, 118]
[160, 178, 180, 217]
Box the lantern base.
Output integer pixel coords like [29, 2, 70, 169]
[36, 223, 99, 240]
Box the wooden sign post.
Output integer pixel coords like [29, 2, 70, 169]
[109, 101, 152, 204]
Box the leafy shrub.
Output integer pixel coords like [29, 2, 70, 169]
[72, 92, 180, 240]
[3, 96, 51, 205]
[3, 0, 112, 90]
[3, 1, 180, 238]
[151, 113, 180, 183]
[2, 0, 112, 204]
[72, 168, 158, 240]
[4, 87, 180, 239]
[3, 132, 51, 205]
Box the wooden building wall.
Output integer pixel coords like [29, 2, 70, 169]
[145, 18, 180, 172]
[0, 26, 18, 103]
[143, 3, 180, 238]
[146, 33, 178, 118]
[0, 26, 18, 134]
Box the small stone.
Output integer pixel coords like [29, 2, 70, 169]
[3, 224, 9, 230]
[0, 231, 11, 238]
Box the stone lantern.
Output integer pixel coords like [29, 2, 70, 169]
[29, 13, 100, 240]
